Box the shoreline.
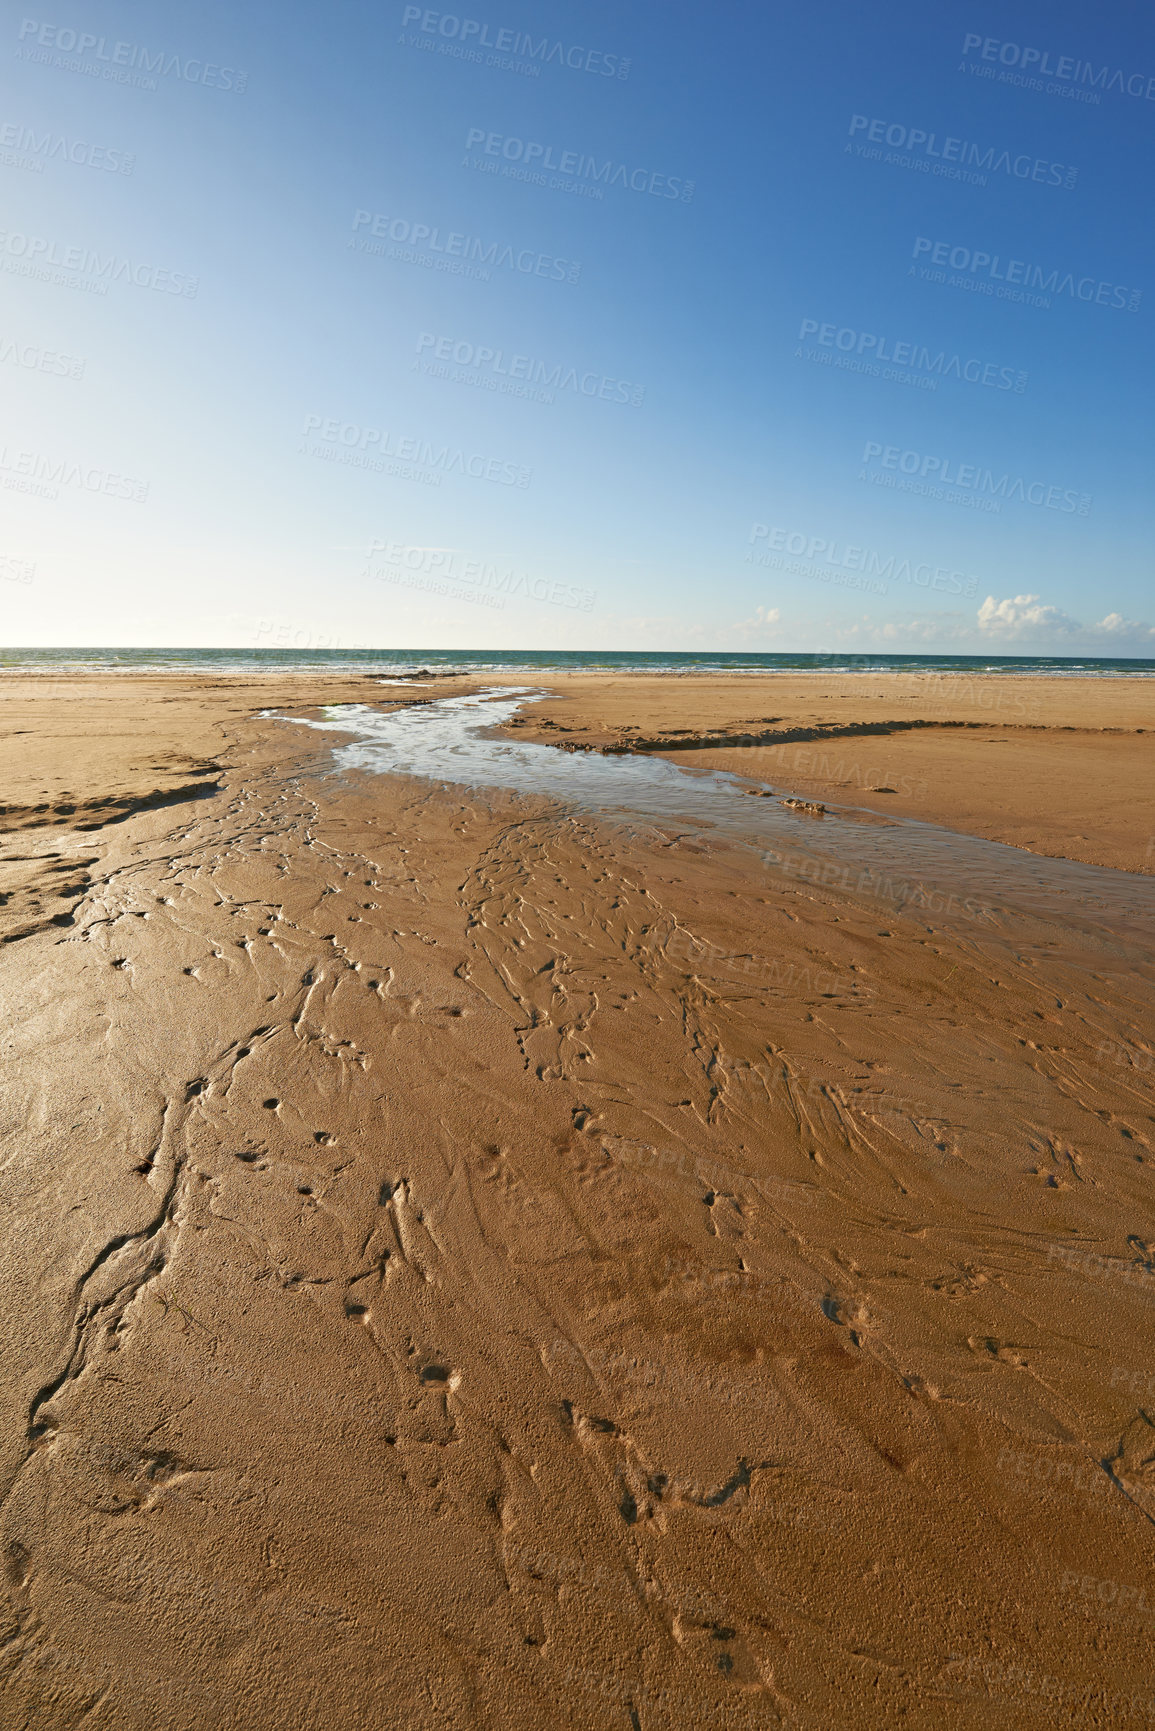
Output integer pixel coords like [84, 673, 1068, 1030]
[3, 655, 1155, 677]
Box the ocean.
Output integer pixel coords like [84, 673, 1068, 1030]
[2, 648, 1153, 677]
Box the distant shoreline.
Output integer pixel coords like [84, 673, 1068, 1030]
[2, 647, 1154, 677]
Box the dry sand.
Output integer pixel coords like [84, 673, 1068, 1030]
[1, 671, 1154, 1729]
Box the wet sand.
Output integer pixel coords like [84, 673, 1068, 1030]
[500, 672, 1154, 875]
[1, 672, 1154, 1730]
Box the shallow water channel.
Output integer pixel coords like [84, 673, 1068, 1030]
[281, 687, 1155, 961]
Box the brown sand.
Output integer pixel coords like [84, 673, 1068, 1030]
[500, 673, 1154, 875]
[1, 673, 1154, 1729]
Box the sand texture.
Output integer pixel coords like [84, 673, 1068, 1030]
[1, 673, 1154, 1730]
[499, 673, 1154, 875]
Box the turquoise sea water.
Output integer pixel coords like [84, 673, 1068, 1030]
[2, 648, 1153, 677]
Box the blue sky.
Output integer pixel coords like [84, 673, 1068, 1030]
[1, 0, 1152, 651]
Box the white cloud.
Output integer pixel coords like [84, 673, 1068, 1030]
[977, 593, 1078, 634]
[1093, 611, 1155, 639]
[731, 604, 782, 636]
[977, 593, 1154, 646]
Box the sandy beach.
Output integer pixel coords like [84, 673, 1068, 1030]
[501, 672, 1155, 875]
[2, 670, 1154, 1729]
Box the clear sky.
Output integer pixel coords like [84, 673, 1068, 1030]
[2, 0, 1153, 653]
